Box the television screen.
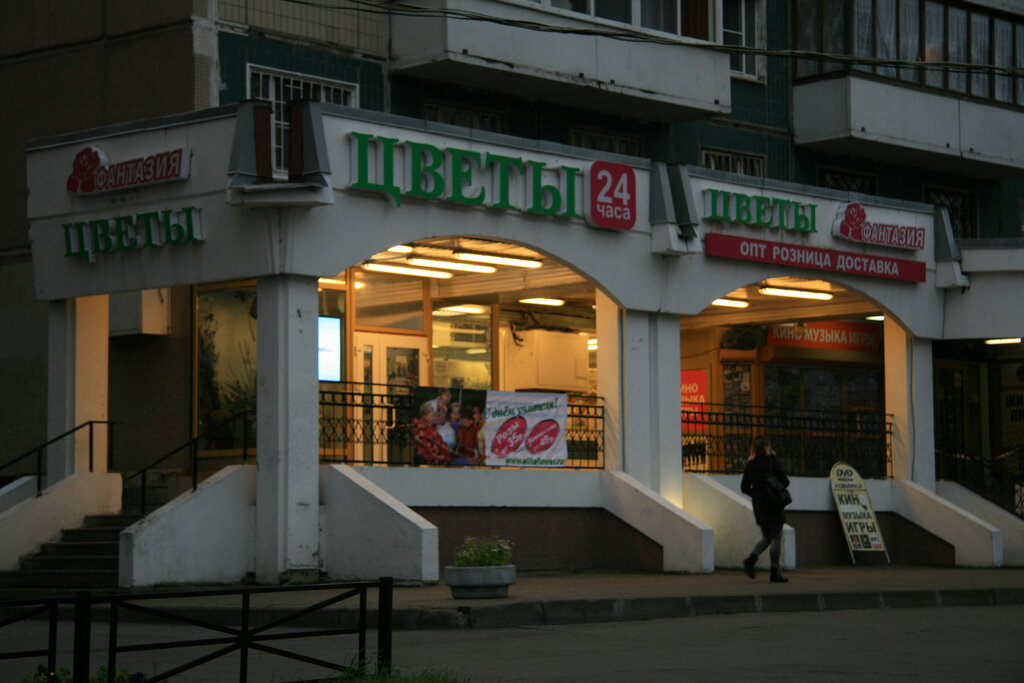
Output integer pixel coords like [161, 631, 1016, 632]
[318, 316, 342, 382]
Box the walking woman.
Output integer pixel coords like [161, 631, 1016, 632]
[740, 435, 790, 583]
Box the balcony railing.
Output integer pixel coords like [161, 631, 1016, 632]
[319, 382, 604, 469]
[681, 403, 892, 478]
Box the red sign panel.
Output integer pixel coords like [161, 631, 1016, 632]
[704, 233, 926, 283]
[585, 161, 636, 230]
[681, 369, 708, 431]
[767, 321, 881, 352]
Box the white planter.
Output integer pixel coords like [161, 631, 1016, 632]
[442, 564, 516, 599]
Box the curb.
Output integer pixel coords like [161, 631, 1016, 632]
[7, 587, 1023, 630]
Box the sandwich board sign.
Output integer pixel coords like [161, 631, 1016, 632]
[829, 462, 890, 564]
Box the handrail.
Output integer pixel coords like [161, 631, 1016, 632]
[0, 421, 114, 496]
[123, 411, 252, 515]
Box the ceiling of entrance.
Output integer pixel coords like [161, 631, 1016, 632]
[361, 240, 883, 327]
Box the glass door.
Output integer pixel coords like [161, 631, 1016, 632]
[353, 333, 429, 463]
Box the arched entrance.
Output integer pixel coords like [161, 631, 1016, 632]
[680, 276, 891, 478]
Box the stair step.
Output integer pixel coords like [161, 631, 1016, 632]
[21, 555, 119, 571]
[61, 527, 125, 543]
[83, 514, 140, 528]
[0, 570, 119, 589]
[40, 541, 120, 556]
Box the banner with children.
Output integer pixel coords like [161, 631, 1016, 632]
[409, 387, 568, 467]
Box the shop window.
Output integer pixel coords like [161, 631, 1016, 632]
[701, 147, 766, 177]
[423, 101, 505, 133]
[196, 284, 258, 449]
[354, 269, 426, 331]
[318, 286, 347, 383]
[248, 65, 358, 172]
[431, 303, 492, 390]
[570, 126, 642, 156]
[924, 186, 978, 239]
[818, 167, 878, 194]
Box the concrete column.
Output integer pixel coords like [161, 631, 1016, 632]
[596, 291, 683, 505]
[884, 317, 936, 489]
[46, 296, 109, 486]
[255, 274, 320, 583]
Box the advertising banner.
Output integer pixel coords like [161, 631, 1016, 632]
[829, 462, 890, 563]
[484, 391, 568, 467]
[409, 387, 567, 467]
[767, 321, 881, 353]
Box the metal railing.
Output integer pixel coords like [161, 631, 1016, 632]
[319, 382, 605, 469]
[681, 403, 892, 478]
[0, 579, 394, 683]
[124, 411, 253, 514]
[937, 445, 1024, 518]
[0, 421, 114, 496]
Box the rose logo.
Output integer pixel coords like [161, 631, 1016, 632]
[839, 202, 867, 240]
[66, 147, 107, 193]
[491, 416, 527, 457]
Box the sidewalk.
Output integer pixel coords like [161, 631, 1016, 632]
[6, 566, 1022, 630]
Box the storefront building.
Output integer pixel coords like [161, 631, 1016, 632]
[12, 100, 1024, 586]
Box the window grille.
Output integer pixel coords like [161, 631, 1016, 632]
[248, 66, 357, 172]
[818, 168, 878, 195]
[925, 186, 979, 239]
[701, 148, 767, 177]
[570, 127, 642, 156]
[423, 102, 505, 133]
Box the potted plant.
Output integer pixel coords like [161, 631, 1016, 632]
[443, 535, 515, 599]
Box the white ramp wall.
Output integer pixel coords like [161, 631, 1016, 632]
[937, 480, 1024, 566]
[352, 466, 713, 574]
[320, 465, 438, 582]
[893, 479, 1003, 567]
[0, 472, 121, 570]
[119, 465, 256, 586]
[683, 473, 795, 571]
[601, 471, 714, 573]
[0, 477, 38, 516]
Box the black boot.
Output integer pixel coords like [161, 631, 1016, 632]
[743, 554, 757, 580]
[770, 567, 788, 583]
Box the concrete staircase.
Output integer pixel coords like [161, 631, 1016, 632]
[0, 513, 140, 589]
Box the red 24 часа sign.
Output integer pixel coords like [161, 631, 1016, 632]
[585, 161, 636, 230]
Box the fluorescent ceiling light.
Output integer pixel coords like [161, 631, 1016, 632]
[985, 338, 1021, 345]
[438, 305, 487, 314]
[712, 298, 750, 308]
[466, 348, 488, 355]
[758, 286, 833, 301]
[387, 245, 414, 253]
[318, 278, 346, 287]
[405, 257, 496, 273]
[518, 298, 565, 306]
[865, 315, 885, 321]
[587, 338, 599, 349]
[454, 251, 543, 268]
[362, 263, 452, 279]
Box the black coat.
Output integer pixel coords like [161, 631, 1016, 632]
[741, 453, 789, 527]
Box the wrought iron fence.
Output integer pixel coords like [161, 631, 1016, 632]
[319, 382, 605, 469]
[681, 403, 892, 478]
[0, 579, 394, 683]
[937, 444, 1024, 519]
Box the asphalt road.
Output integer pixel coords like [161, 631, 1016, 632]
[2, 604, 1022, 682]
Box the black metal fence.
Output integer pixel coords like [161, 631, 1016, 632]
[319, 382, 605, 469]
[681, 403, 892, 478]
[937, 445, 1024, 518]
[0, 579, 393, 683]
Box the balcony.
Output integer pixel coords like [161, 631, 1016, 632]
[388, 0, 731, 122]
[793, 74, 1024, 179]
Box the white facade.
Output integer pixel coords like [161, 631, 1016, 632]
[21, 104, 1024, 584]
